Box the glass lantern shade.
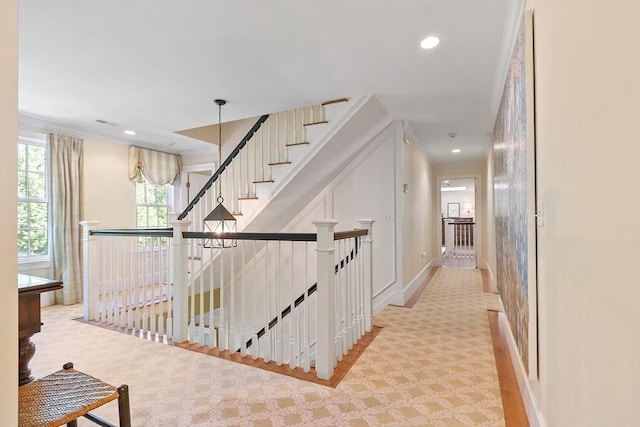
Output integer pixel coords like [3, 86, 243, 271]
[202, 202, 237, 248]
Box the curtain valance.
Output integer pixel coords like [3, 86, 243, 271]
[128, 146, 182, 185]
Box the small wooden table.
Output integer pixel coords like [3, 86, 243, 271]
[18, 274, 63, 386]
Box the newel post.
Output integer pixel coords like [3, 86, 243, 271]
[358, 219, 375, 332]
[170, 216, 191, 342]
[80, 220, 99, 322]
[314, 219, 338, 381]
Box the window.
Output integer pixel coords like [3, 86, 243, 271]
[135, 179, 171, 245]
[18, 132, 49, 261]
[136, 180, 170, 228]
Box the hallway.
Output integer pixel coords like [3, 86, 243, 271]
[29, 268, 507, 426]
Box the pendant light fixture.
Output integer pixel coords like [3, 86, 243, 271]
[203, 99, 237, 248]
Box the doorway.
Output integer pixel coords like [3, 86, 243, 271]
[440, 177, 477, 268]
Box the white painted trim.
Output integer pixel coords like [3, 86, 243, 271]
[435, 172, 484, 267]
[402, 257, 435, 304]
[497, 310, 547, 427]
[372, 279, 398, 315]
[373, 279, 396, 300]
[482, 260, 498, 293]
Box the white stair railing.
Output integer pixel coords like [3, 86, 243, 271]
[81, 218, 374, 380]
[81, 221, 174, 341]
[443, 220, 476, 267]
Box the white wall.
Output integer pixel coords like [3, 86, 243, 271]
[441, 190, 475, 218]
[83, 139, 136, 228]
[0, 0, 18, 422]
[285, 121, 435, 312]
[331, 124, 400, 309]
[401, 136, 435, 289]
[526, 1, 640, 426]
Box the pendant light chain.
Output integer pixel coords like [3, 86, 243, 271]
[217, 100, 224, 204]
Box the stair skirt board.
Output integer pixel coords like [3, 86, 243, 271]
[175, 325, 382, 388]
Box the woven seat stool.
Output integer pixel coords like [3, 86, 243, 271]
[18, 362, 131, 427]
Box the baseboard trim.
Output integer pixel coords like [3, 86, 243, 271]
[402, 258, 435, 306]
[497, 310, 547, 427]
[482, 260, 498, 293]
[372, 279, 398, 315]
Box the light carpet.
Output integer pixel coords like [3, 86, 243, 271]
[29, 267, 504, 426]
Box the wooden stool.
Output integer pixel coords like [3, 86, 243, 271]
[18, 362, 131, 427]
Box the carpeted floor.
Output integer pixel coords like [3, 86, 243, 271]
[29, 267, 504, 426]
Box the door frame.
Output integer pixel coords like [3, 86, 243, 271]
[435, 172, 483, 269]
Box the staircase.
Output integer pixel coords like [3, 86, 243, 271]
[178, 98, 351, 233]
[81, 96, 384, 380]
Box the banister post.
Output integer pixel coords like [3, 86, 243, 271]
[358, 219, 375, 332]
[170, 216, 191, 342]
[314, 219, 338, 381]
[80, 220, 99, 322]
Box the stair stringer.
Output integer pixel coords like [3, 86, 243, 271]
[242, 95, 393, 233]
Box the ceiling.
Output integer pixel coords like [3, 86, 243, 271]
[18, 0, 521, 165]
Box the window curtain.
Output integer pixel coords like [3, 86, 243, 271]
[48, 133, 83, 305]
[128, 145, 182, 185]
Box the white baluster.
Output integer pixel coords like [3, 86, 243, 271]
[230, 243, 236, 352]
[240, 240, 246, 357]
[126, 237, 133, 331]
[219, 245, 226, 350]
[157, 236, 165, 338]
[264, 241, 271, 363]
[275, 241, 282, 366]
[118, 237, 125, 328]
[252, 240, 258, 360]
[208, 243, 216, 348]
[132, 237, 140, 333]
[150, 237, 157, 337]
[303, 241, 310, 373]
[335, 239, 343, 362]
[108, 240, 115, 325]
[289, 240, 296, 369]
[198, 243, 205, 346]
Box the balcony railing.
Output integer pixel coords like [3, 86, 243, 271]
[81, 219, 373, 380]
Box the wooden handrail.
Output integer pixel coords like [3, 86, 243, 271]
[177, 114, 270, 221]
[183, 229, 367, 242]
[90, 228, 173, 238]
[89, 228, 367, 241]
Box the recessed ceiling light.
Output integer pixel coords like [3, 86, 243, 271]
[443, 180, 450, 184]
[452, 148, 461, 153]
[124, 130, 136, 135]
[441, 186, 466, 192]
[420, 36, 440, 49]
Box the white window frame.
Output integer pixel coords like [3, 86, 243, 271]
[135, 179, 173, 248]
[135, 180, 173, 228]
[18, 130, 50, 267]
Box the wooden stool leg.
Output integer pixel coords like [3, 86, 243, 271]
[66, 420, 78, 427]
[118, 384, 131, 427]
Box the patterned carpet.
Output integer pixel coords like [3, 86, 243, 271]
[29, 267, 504, 426]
